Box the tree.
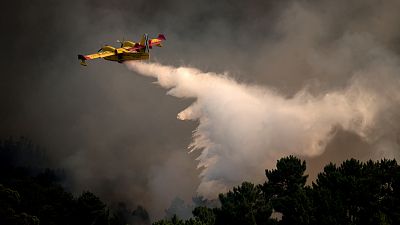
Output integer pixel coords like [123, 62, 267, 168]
[74, 191, 109, 225]
[216, 181, 274, 225]
[192, 206, 215, 225]
[132, 205, 151, 225]
[264, 156, 312, 225]
[153, 215, 185, 225]
[0, 137, 154, 225]
[0, 184, 40, 225]
[312, 159, 399, 225]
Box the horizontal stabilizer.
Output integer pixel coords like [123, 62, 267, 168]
[78, 55, 88, 66]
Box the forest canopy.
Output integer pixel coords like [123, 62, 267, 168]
[155, 157, 400, 225]
[1, 137, 399, 225]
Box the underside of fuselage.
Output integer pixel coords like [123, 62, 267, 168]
[104, 52, 150, 63]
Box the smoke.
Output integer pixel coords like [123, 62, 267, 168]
[126, 32, 400, 197]
[3, 0, 400, 220]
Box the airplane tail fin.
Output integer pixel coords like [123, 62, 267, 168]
[157, 34, 166, 40]
[78, 55, 88, 66]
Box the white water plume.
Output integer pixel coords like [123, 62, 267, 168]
[126, 44, 400, 197]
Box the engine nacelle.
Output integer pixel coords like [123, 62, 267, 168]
[101, 46, 115, 52]
[122, 41, 135, 48]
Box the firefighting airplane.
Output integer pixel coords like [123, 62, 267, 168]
[78, 33, 166, 66]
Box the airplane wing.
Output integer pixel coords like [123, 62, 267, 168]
[78, 51, 115, 66]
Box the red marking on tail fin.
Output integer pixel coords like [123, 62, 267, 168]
[157, 34, 166, 40]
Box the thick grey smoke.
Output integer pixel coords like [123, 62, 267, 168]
[122, 0, 400, 201]
[126, 35, 400, 196]
[2, 0, 400, 220]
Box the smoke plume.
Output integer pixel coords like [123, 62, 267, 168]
[126, 36, 400, 197]
[3, 0, 400, 219]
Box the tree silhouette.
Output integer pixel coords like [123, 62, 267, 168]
[3, 137, 400, 225]
[216, 181, 275, 225]
[264, 156, 311, 225]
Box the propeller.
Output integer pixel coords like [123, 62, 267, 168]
[116, 38, 125, 47]
[144, 34, 149, 53]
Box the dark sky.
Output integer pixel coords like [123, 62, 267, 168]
[2, 0, 400, 219]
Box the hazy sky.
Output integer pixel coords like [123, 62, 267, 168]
[2, 0, 400, 220]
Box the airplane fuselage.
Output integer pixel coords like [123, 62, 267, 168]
[104, 51, 149, 63]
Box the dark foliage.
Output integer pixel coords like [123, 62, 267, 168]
[216, 182, 274, 225]
[264, 156, 312, 225]
[2, 137, 400, 225]
[0, 137, 49, 170]
[155, 156, 400, 225]
[0, 137, 150, 225]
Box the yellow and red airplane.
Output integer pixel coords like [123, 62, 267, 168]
[78, 33, 166, 66]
